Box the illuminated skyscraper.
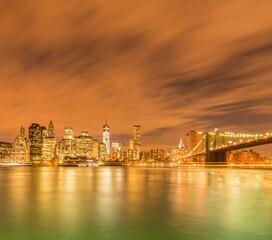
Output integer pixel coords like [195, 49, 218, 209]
[150, 149, 164, 160]
[128, 137, 134, 161]
[103, 120, 110, 155]
[111, 143, 120, 160]
[42, 137, 56, 162]
[171, 138, 187, 162]
[99, 142, 106, 161]
[133, 125, 141, 146]
[0, 142, 12, 162]
[92, 139, 100, 160]
[42, 121, 56, 163]
[10, 126, 29, 163]
[59, 127, 76, 160]
[120, 142, 127, 161]
[48, 120, 55, 137]
[64, 127, 73, 139]
[133, 125, 141, 159]
[74, 131, 93, 159]
[187, 130, 204, 155]
[29, 123, 43, 162]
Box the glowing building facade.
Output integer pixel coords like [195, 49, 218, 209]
[42, 137, 56, 162]
[187, 130, 205, 155]
[42, 121, 56, 163]
[103, 121, 110, 155]
[111, 142, 120, 160]
[10, 126, 29, 163]
[59, 127, 76, 160]
[92, 139, 100, 160]
[0, 142, 12, 162]
[74, 131, 93, 158]
[29, 123, 43, 162]
[128, 137, 134, 161]
[150, 149, 164, 161]
[171, 138, 187, 162]
[133, 125, 141, 159]
[99, 142, 106, 161]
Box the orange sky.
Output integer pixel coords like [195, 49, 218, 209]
[1, 0, 272, 151]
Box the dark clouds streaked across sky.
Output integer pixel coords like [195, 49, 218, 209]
[0, 0, 272, 151]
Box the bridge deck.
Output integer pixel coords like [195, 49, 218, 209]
[212, 136, 272, 153]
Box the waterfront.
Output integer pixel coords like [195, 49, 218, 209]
[0, 167, 271, 240]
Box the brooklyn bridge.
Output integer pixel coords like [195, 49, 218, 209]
[187, 131, 272, 162]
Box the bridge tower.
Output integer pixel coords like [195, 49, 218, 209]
[205, 132, 227, 163]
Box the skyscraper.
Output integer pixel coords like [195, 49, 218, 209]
[133, 125, 141, 159]
[0, 142, 12, 162]
[103, 119, 110, 155]
[92, 139, 100, 160]
[133, 125, 141, 147]
[42, 121, 56, 163]
[74, 131, 93, 159]
[128, 137, 134, 161]
[187, 130, 205, 155]
[59, 127, 76, 160]
[64, 127, 73, 139]
[29, 123, 43, 162]
[10, 126, 29, 163]
[48, 120, 55, 137]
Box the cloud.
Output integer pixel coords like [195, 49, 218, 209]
[0, 0, 272, 154]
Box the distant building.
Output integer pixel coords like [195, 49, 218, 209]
[10, 126, 29, 163]
[99, 142, 106, 161]
[128, 137, 134, 161]
[42, 137, 56, 162]
[48, 120, 55, 137]
[42, 121, 56, 163]
[92, 139, 100, 160]
[187, 130, 204, 155]
[74, 131, 93, 159]
[171, 138, 187, 162]
[227, 149, 261, 163]
[150, 149, 164, 161]
[29, 123, 43, 162]
[111, 142, 120, 160]
[103, 120, 110, 155]
[59, 127, 76, 160]
[64, 127, 73, 139]
[0, 141, 12, 162]
[133, 125, 141, 159]
[140, 151, 150, 161]
[120, 142, 127, 161]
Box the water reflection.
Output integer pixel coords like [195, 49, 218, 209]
[0, 167, 271, 240]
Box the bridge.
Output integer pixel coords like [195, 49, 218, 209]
[187, 131, 272, 162]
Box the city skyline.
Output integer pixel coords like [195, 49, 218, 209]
[1, 120, 272, 155]
[0, 1, 272, 152]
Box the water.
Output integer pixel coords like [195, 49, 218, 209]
[0, 167, 271, 240]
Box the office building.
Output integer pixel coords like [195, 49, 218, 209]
[29, 123, 43, 162]
[10, 126, 29, 163]
[187, 130, 204, 155]
[103, 120, 110, 155]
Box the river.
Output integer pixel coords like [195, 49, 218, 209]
[0, 167, 271, 240]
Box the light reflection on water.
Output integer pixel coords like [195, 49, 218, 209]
[0, 167, 271, 240]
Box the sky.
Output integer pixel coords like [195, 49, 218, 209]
[0, 0, 272, 152]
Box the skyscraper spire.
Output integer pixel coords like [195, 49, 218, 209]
[103, 118, 110, 155]
[48, 120, 54, 137]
